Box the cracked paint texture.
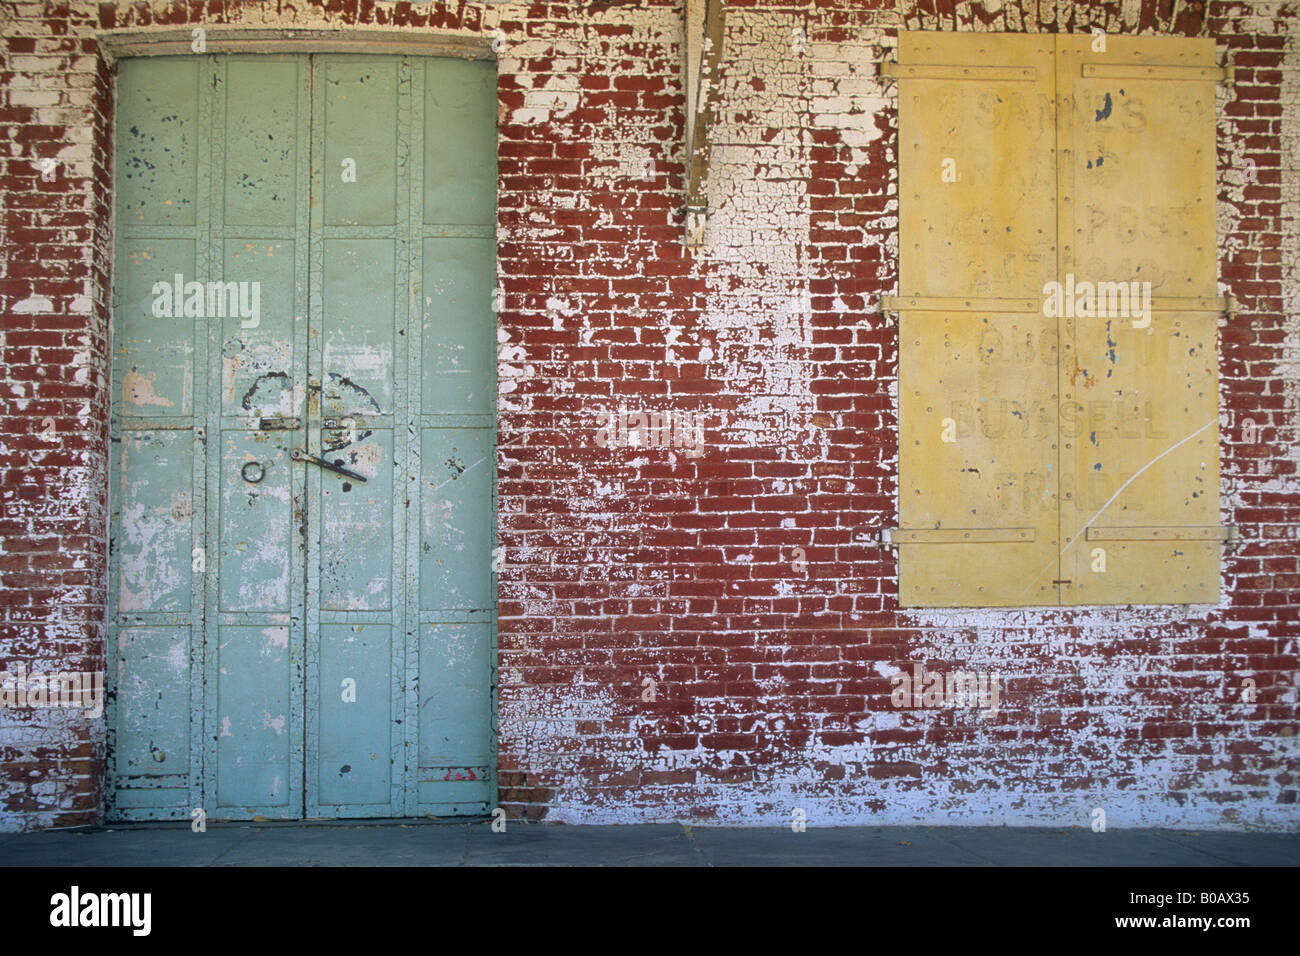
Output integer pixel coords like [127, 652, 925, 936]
[1, 0, 1299, 830]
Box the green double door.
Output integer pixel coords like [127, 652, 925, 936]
[107, 53, 497, 820]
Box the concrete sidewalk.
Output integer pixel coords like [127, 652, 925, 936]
[1, 821, 1296, 866]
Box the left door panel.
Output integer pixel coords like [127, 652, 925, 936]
[108, 55, 310, 820]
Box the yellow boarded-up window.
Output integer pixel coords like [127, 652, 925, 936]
[890, 32, 1225, 607]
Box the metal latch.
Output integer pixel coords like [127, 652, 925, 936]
[258, 416, 300, 431]
[881, 62, 1036, 82]
[291, 448, 367, 483]
[892, 528, 1035, 544]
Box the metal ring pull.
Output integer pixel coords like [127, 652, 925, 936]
[241, 461, 265, 484]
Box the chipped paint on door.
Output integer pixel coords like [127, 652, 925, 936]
[107, 53, 497, 820]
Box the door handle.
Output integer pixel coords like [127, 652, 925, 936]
[291, 448, 368, 483]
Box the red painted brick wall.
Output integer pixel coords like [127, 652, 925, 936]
[1, 0, 1297, 830]
[1, 1, 113, 826]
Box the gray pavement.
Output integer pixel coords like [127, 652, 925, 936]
[1, 821, 1296, 866]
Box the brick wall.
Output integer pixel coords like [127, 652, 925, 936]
[1, 0, 1297, 831]
[0, 0, 112, 827]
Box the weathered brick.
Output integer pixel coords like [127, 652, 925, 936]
[0, 0, 1298, 833]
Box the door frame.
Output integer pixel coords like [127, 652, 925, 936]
[100, 31, 502, 822]
[96, 28, 494, 67]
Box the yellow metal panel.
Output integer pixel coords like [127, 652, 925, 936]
[895, 32, 1220, 607]
[898, 33, 1057, 299]
[898, 308, 1061, 607]
[897, 34, 1060, 606]
[1061, 36, 1217, 300]
[1065, 309, 1220, 604]
[1059, 36, 1219, 605]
